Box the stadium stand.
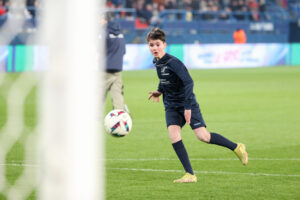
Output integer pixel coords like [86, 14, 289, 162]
[0, 0, 299, 44]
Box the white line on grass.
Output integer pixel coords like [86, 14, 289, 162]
[2, 157, 300, 168]
[2, 162, 299, 177]
[107, 167, 300, 178]
[106, 158, 300, 161]
[0, 163, 38, 167]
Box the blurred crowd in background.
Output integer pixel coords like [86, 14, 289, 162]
[0, 0, 299, 44]
[0, 0, 298, 23]
[106, 0, 295, 25]
[0, 0, 38, 18]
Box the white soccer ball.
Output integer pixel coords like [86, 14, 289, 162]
[104, 109, 132, 137]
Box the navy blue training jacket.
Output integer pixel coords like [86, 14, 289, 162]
[153, 53, 197, 110]
[105, 21, 126, 72]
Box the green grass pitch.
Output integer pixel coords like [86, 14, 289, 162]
[106, 66, 300, 200]
[1, 66, 300, 199]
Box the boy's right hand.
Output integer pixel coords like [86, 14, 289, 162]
[148, 91, 162, 103]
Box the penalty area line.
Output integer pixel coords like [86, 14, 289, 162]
[107, 167, 300, 178]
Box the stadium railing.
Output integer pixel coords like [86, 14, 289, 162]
[137, 8, 292, 44]
[109, 7, 293, 44]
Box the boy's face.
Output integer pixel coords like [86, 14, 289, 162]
[148, 39, 166, 59]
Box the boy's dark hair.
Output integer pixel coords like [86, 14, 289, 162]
[146, 27, 166, 42]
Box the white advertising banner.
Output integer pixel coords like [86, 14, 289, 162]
[183, 44, 288, 69]
[123, 44, 153, 71]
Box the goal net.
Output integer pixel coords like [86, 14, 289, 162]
[0, 0, 104, 199]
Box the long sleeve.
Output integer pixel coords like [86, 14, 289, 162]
[172, 61, 194, 110]
[153, 53, 196, 110]
[157, 82, 164, 93]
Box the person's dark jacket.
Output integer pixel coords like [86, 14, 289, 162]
[106, 21, 126, 73]
[154, 53, 196, 110]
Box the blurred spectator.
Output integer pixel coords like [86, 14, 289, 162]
[219, 6, 231, 20]
[148, 1, 166, 23]
[0, 0, 6, 16]
[2, 0, 8, 7]
[191, 0, 200, 10]
[258, 0, 267, 20]
[220, 0, 231, 8]
[153, 0, 164, 5]
[277, 0, 287, 9]
[199, 0, 208, 12]
[165, 0, 177, 9]
[201, 0, 219, 20]
[107, 0, 127, 19]
[258, 0, 266, 12]
[229, 0, 247, 20]
[248, 0, 259, 21]
[135, 0, 152, 28]
[137, 1, 153, 24]
[233, 28, 247, 43]
[26, 0, 38, 18]
[109, 0, 125, 8]
[125, 0, 134, 8]
[158, 3, 165, 13]
[150, 2, 161, 24]
[178, 0, 193, 21]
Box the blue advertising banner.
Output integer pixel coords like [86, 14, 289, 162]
[0, 44, 298, 72]
[0, 45, 48, 72]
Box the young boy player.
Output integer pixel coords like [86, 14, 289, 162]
[147, 28, 248, 183]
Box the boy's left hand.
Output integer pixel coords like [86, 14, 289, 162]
[148, 91, 161, 103]
[184, 109, 191, 124]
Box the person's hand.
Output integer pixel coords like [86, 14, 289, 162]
[148, 91, 161, 103]
[184, 109, 191, 124]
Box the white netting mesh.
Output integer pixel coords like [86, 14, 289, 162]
[0, 0, 104, 199]
[0, 73, 39, 199]
[0, 0, 39, 198]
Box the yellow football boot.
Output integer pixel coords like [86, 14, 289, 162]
[234, 143, 248, 166]
[173, 173, 197, 183]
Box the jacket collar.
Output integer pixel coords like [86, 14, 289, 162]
[153, 53, 169, 65]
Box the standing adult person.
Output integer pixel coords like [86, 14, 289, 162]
[233, 28, 247, 43]
[102, 13, 129, 113]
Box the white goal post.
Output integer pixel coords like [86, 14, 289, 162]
[39, 0, 104, 199]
